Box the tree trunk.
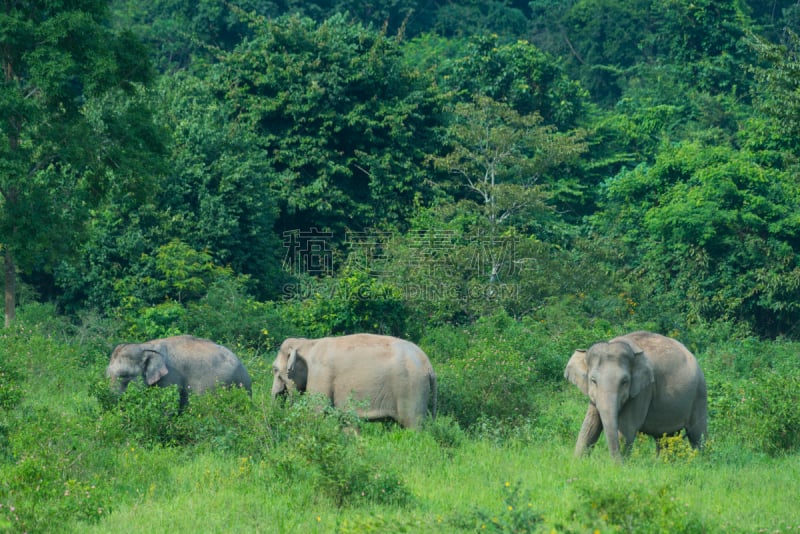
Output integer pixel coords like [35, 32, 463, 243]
[4, 248, 15, 327]
[4, 55, 18, 328]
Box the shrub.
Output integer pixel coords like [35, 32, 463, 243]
[731, 371, 800, 456]
[274, 395, 411, 507]
[337, 514, 448, 533]
[627, 433, 700, 463]
[424, 415, 466, 450]
[119, 301, 187, 340]
[184, 279, 297, 351]
[174, 386, 262, 455]
[93, 381, 185, 447]
[568, 482, 705, 533]
[0, 407, 110, 532]
[283, 269, 411, 338]
[422, 311, 542, 429]
[456, 480, 544, 533]
[0, 356, 24, 413]
[703, 336, 800, 457]
[0, 326, 30, 418]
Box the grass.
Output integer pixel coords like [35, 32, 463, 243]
[2, 309, 800, 533]
[71, 434, 800, 533]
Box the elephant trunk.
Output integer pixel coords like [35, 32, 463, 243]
[107, 374, 129, 395]
[596, 399, 623, 461]
[272, 377, 290, 398]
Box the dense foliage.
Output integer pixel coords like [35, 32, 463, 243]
[2, 0, 797, 340]
[3, 0, 800, 531]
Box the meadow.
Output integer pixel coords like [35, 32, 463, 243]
[1, 304, 800, 533]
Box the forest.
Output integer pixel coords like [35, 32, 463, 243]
[1, 1, 800, 532]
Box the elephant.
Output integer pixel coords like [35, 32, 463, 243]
[271, 334, 437, 429]
[564, 331, 707, 460]
[106, 335, 252, 406]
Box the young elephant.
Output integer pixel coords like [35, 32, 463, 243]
[271, 334, 437, 429]
[106, 335, 252, 406]
[564, 331, 707, 460]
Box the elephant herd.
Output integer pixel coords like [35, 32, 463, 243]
[106, 330, 707, 460]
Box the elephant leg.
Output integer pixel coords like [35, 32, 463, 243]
[619, 412, 641, 457]
[686, 392, 708, 449]
[575, 404, 603, 456]
[620, 430, 637, 457]
[179, 388, 189, 407]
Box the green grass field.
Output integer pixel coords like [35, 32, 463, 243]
[71, 437, 800, 533]
[2, 309, 800, 533]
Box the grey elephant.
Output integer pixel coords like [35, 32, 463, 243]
[271, 334, 437, 429]
[106, 335, 252, 406]
[564, 331, 707, 460]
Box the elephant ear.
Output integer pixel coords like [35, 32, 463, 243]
[143, 348, 168, 385]
[628, 342, 655, 398]
[286, 347, 308, 391]
[565, 349, 589, 395]
[287, 347, 298, 373]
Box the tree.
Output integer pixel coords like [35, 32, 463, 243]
[432, 95, 587, 253]
[215, 13, 445, 238]
[385, 95, 589, 323]
[1, 0, 162, 325]
[428, 1, 529, 39]
[110, 0, 281, 71]
[594, 141, 800, 337]
[749, 30, 800, 140]
[440, 34, 588, 129]
[157, 73, 284, 298]
[529, 0, 754, 105]
[55, 72, 285, 310]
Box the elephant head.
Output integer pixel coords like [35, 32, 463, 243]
[565, 339, 655, 458]
[271, 339, 309, 398]
[106, 342, 169, 393]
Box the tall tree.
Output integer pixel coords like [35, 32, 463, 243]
[749, 30, 800, 140]
[0, 0, 161, 325]
[215, 13, 445, 238]
[440, 34, 588, 129]
[430, 95, 587, 282]
[110, 0, 281, 71]
[594, 141, 800, 337]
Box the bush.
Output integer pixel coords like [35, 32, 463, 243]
[424, 415, 466, 450]
[283, 269, 411, 338]
[730, 372, 800, 456]
[93, 382, 185, 447]
[0, 356, 24, 413]
[184, 279, 297, 351]
[455, 480, 544, 533]
[119, 301, 187, 340]
[337, 513, 447, 533]
[0, 407, 110, 532]
[275, 395, 412, 508]
[174, 386, 263, 455]
[568, 482, 705, 533]
[422, 311, 547, 429]
[705, 334, 800, 457]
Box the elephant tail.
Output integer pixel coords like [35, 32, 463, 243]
[429, 370, 438, 420]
